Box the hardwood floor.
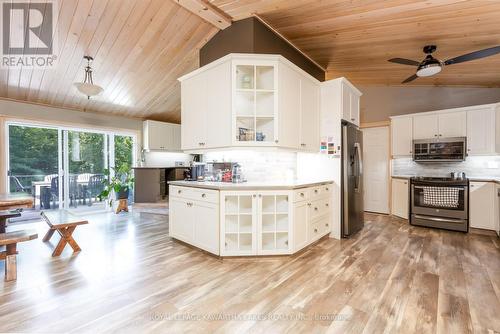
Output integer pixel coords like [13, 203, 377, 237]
[0, 211, 499, 333]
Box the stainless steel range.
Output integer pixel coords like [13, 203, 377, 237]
[410, 176, 469, 232]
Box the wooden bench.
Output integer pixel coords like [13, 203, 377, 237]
[0, 230, 38, 281]
[41, 211, 88, 257]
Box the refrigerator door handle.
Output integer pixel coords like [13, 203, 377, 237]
[354, 142, 362, 193]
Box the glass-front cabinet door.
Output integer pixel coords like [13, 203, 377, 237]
[258, 192, 292, 255]
[232, 61, 278, 146]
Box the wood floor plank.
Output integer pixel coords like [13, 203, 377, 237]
[0, 212, 498, 333]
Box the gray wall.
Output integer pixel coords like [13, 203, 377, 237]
[359, 86, 500, 123]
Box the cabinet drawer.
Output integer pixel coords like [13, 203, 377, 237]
[310, 184, 332, 201]
[310, 198, 331, 220]
[293, 188, 310, 202]
[309, 216, 331, 242]
[170, 186, 219, 204]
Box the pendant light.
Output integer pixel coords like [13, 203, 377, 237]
[74, 56, 104, 99]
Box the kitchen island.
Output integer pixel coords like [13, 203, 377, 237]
[168, 180, 334, 256]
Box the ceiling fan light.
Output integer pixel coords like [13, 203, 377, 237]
[74, 82, 104, 98]
[416, 63, 442, 77]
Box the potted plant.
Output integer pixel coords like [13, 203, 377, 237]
[98, 165, 134, 208]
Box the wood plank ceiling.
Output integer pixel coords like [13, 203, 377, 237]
[211, 0, 500, 87]
[1, 0, 499, 122]
[0, 0, 217, 123]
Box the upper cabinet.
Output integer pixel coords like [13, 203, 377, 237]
[341, 80, 361, 126]
[143, 120, 181, 151]
[413, 111, 466, 140]
[392, 103, 500, 157]
[179, 54, 321, 152]
[391, 117, 413, 156]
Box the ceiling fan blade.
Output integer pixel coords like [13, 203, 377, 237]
[402, 74, 418, 84]
[388, 58, 420, 66]
[444, 45, 500, 65]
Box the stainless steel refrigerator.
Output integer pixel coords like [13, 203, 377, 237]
[342, 122, 364, 237]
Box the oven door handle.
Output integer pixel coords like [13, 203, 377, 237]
[413, 214, 467, 224]
[413, 185, 466, 190]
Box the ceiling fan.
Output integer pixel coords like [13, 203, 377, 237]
[388, 45, 500, 84]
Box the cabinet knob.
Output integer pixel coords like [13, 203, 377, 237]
[178, 190, 181, 194]
[258, 194, 262, 198]
[314, 189, 318, 194]
[314, 228, 318, 233]
[307, 203, 311, 206]
[325, 223, 329, 227]
[285, 240, 288, 246]
[325, 203, 329, 207]
[326, 187, 329, 191]
[300, 192, 304, 197]
[351, 118, 355, 121]
[253, 194, 256, 198]
[275, 140, 279, 143]
[201, 193, 206, 198]
[314, 207, 318, 211]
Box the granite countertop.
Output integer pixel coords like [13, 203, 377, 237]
[168, 180, 334, 190]
[391, 175, 500, 184]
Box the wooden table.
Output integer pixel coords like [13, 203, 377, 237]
[0, 211, 21, 234]
[0, 194, 33, 211]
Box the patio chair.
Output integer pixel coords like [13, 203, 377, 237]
[85, 174, 105, 206]
[50, 176, 79, 208]
[10, 176, 31, 194]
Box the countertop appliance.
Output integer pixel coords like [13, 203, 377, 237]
[341, 122, 364, 237]
[184, 163, 206, 181]
[410, 176, 469, 232]
[413, 137, 466, 162]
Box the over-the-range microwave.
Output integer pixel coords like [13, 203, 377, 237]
[413, 137, 467, 162]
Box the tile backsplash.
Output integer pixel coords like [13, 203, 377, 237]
[392, 156, 500, 178]
[203, 150, 297, 182]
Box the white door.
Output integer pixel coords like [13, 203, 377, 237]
[341, 83, 351, 122]
[391, 117, 413, 156]
[206, 62, 231, 148]
[169, 197, 194, 242]
[193, 201, 219, 255]
[470, 182, 496, 230]
[413, 114, 438, 139]
[467, 108, 496, 155]
[350, 93, 360, 126]
[181, 74, 206, 150]
[300, 78, 320, 151]
[438, 111, 466, 138]
[362, 127, 390, 214]
[279, 65, 301, 148]
[391, 178, 409, 219]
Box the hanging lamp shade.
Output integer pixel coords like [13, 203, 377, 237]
[74, 56, 104, 99]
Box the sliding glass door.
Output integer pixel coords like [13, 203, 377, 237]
[6, 122, 136, 217]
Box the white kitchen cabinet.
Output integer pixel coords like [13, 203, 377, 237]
[293, 201, 309, 251]
[143, 120, 181, 151]
[413, 111, 466, 140]
[438, 111, 466, 138]
[469, 181, 496, 231]
[169, 188, 220, 254]
[300, 77, 320, 151]
[220, 191, 292, 256]
[341, 80, 361, 126]
[391, 117, 413, 156]
[179, 54, 322, 152]
[467, 107, 498, 155]
[413, 114, 439, 140]
[391, 178, 409, 220]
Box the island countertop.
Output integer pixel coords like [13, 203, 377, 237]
[168, 180, 334, 190]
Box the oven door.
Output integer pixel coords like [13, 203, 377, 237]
[411, 183, 468, 219]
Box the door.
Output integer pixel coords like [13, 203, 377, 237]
[300, 78, 320, 150]
[438, 112, 466, 138]
[181, 74, 206, 150]
[470, 182, 496, 230]
[193, 201, 219, 254]
[279, 65, 301, 148]
[413, 114, 438, 139]
[341, 84, 351, 122]
[467, 108, 496, 155]
[362, 127, 389, 214]
[169, 197, 194, 242]
[258, 192, 291, 255]
[206, 62, 231, 148]
[350, 92, 360, 126]
[391, 178, 409, 219]
[391, 117, 413, 156]
[342, 124, 364, 237]
[293, 202, 308, 251]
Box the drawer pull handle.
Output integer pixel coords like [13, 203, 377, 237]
[314, 228, 318, 233]
[307, 203, 311, 206]
[201, 194, 206, 198]
[326, 187, 329, 191]
[314, 190, 318, 194]
[285, 240, 288, 245]
[253, 194, 256, 198]
[178, 190, 181, 194]
[300, 192, 304, 197]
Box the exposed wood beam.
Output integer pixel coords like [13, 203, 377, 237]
[172, 0, 232, 30]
